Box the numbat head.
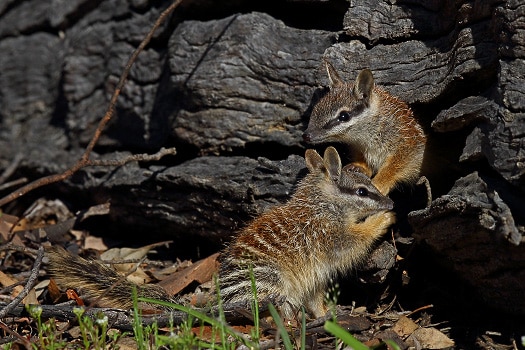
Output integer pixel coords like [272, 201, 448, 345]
[219, 146, 395, 319]
[303, 60, 427, 195]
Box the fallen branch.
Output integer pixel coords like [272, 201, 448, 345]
[0, 0, 183, 209]
[0, 298, 280, 331]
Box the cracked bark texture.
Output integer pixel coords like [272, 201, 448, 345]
[0, 0, 524, 313]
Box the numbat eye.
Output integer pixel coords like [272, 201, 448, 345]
[338, 111, 351, 122]
[356, 187, 369, 197]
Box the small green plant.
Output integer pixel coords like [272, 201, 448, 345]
[72, 307, 118, 350]
[300, 307, 306, 350]
[213, 274, 229, 348]
[139, 296, 258, 349]
[325, 281, 340, 323]
[131, 288, 147, 350]
[26, 304, 124, 350]
[25, 267, 394, 349]
[27, 305, 66, 350]
[155, 314, 209, 349]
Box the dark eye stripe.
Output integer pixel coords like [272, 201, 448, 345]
[322, 104, 366, 130]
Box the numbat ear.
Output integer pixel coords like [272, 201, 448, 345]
[305, 149, 324, 173]
[324, 60, 344, 89]
[354, 69, 374, 105]
[323, 146, 342, 181]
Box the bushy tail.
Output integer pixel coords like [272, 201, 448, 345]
[46, 246, 174, 310]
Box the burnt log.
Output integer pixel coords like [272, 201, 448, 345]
[408, 172, 525, 314]
[77, 153, 307, 241]
[167, 12, 336, 154]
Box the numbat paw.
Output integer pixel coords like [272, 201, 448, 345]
[383, 211, 397, 227]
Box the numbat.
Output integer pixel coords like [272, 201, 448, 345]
[220, 146, 395, 318]
[303, 61, 427, 195]
[47, 147, 395, 319]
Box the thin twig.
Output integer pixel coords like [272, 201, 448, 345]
[86, 147, 177, 167]
[0, 243, 39, 256]
[0, 0, 183, 208]
[406, 304, 433, 316]
[0, 178, 28, 192]
[0, 245, 44, 319]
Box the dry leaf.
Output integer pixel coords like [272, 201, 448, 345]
[23, 198, 72, 225]
[47, 278, 62, 302]
[78, 203, 111, 221]
[152, 259, 193, 279]
[66, 289, 85, 306]
[0, 270, 18, 287]
[100, 241, 171, 266]
[0, 270, 24, 299]
[23, 288, 39, 305]
[159, 253, 220, 296]
[84, 235, 108, 251]
[407, 327, 455, 349]
[113, 335, 139, 350]
[33, 279, 50, 298]
[393, 315, 419, 338]
[0, 213, 24, 245]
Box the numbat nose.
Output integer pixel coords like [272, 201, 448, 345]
[302, 132, 311, 142]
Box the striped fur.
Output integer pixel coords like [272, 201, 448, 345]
[47, 246, 175, 310]
[219, 147, 395, 318]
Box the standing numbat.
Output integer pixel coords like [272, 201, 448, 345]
[47, 147, 395, 319]
[303, 60, 427, 195]
[219, 146, 395, 318]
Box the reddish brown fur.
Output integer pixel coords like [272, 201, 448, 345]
[303, 61, 427, 195]
[219, 147, 395, 318]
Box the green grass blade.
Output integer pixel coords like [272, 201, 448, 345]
[324, 320, 369, 350]
[138, 297, 257, 348]
[213, 275, 228, 348]
[268, 303, 294, 350]
[249, 265, 260, 342]
[131, 288, 146, 350]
